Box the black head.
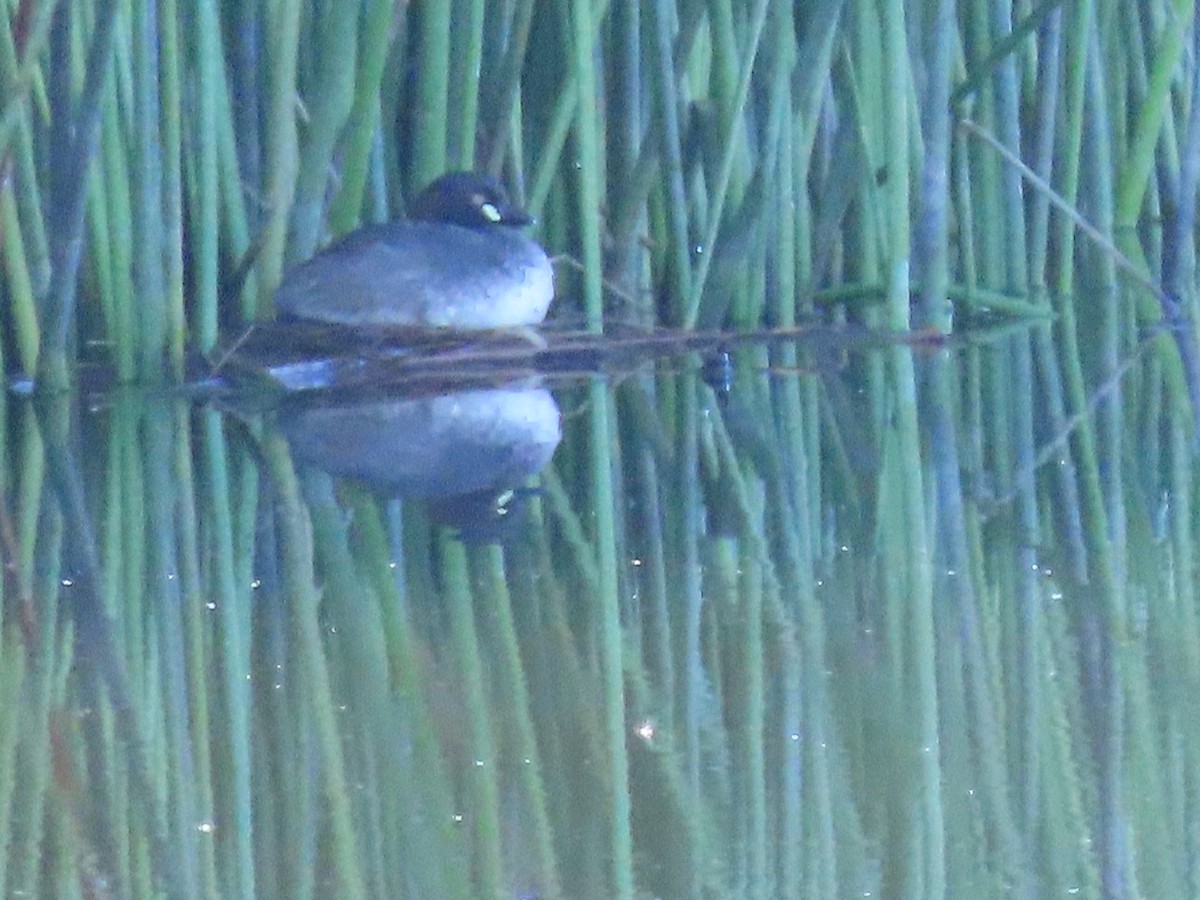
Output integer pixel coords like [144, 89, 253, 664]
[409, 171, 533, 229]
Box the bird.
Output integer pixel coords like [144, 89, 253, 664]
[274, 171, 554, 330]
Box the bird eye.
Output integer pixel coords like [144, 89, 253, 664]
[480, 201, 503, 223]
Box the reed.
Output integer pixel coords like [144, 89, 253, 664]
[0, 0, 1186, 387]
[5, 2, 1200, 899]
[199, 408, 255, 899]
[264, 436, 368, 899]
[187, 0, 224, 353]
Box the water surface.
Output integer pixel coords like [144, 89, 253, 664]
[0, 329, 1189, 899]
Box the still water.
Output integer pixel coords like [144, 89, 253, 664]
[1, 329, 1193, 899]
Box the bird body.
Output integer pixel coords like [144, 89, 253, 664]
[274, 172, 553, 329]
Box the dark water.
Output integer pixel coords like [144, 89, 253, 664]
[1, 330, 1193, 899]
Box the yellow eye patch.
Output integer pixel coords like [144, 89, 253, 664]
[479, 198, 503, 222]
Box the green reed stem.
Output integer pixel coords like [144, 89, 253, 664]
[683, 0, 771, 329]
[215, 53, 258, 322]
[189, 0, 223, 351]
[450, 0, 485, 168]
[738, 489, 767, 895]
[527, 0, 612, 219]
[328, 0, 397, 234]
[578, 378, 634, 897]
[889, 347, 944, 899]
[570, 0, 605, 329]
[258, 0, 302, 300]
[0, 0, 55, 161]
[303, 475, 400, 898]
[130, 0, 167, 377]
[264, 433, 368, 900]
[7, 495, 60, 897]
[630, 442, 674, 719]
[14, 115, 50, 298]
[0, 643, 25, 900]
[412, 1, 452, 189]
[1026, 6, 1063, 292]
[142, 406, 201, 895]
[290, 1, 359, 260]
[94, 79, 135, 381]
[1082, 21, 1129, 608]
[1115, 0, 1195, 226]
[160, 0, 185, 375]
[200, 410, 256, 900]
[345, 493, 472, 897]
[171, 406, 220, 898]
[993, 1, 1029, 291]
[914, 0, 957, 330]
[648, 0, 693, 308]
[441, 537, 504, 897]
[39, 0, 121, 390]
[483, 0, 536, 174]
[542, 469, 600, 592]
[2, 186, 38, 374]
[478, 545, 563, 896]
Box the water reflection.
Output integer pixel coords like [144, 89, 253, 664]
[1, 336, 1196, 898]
[280, 381, 560, 497]
[279, 379, 561, 540]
